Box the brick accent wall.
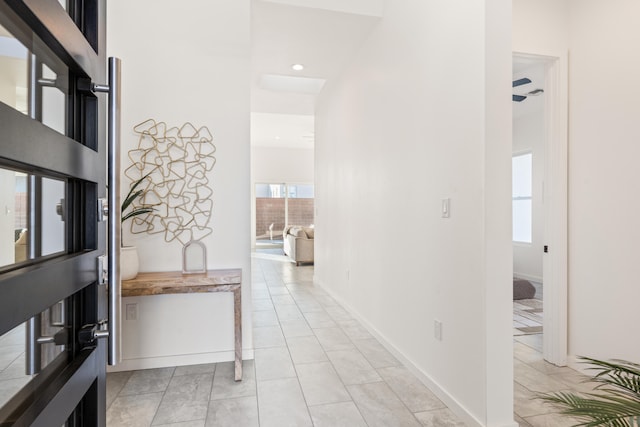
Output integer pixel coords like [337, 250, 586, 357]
[255, 197, 314, 238]
[288, 199, 314, 228]
[256, 198, 285, 238]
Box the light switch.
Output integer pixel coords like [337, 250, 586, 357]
[441, 198, 450, 218]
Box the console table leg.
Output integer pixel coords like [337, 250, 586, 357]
[234, 287, 242, 381]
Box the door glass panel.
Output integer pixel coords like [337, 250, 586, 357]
[0, 22, 69, 136]
[41, 177, 66, 257]
[0, 26, 27, 114]
[0, 166, 66, 269]
[41, 65, 67, 135]
[0, 300, 67, 409]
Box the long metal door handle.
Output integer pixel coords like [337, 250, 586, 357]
[94, 57, 122, 366]
[107, 57, 121, 366]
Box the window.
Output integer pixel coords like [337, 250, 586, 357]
[512, 153, 532, 243]
[255, 183, 314, 242]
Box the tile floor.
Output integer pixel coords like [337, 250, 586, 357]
[106, 252, 589, 426]
[513, 299, 543, 337]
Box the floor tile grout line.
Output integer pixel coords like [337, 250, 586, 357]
[266, 261, 359, 425]
[201, 364, 216, 427]
[252, 259, 270, 427]
[297, 271, 457, 426]
[266, 264, 316, 425]
[148, 366, 175, 426]
[328, 315, 427, 425]
[287, 272, 364, 427]
[289, 275, 374, 427]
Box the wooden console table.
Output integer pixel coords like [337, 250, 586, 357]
[121, 269, 243, 381]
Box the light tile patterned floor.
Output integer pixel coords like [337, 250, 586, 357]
[106, 253, 588, 426]
[513, 299, 543, 336]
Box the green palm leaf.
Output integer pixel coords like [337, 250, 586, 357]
[121, 173, 156, 223]
[539, 358, 640, 427]
[121, 207, 154, 222]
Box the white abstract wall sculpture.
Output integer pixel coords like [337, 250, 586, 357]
[124, 119, 216, 246]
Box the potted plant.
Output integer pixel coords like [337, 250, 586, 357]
[120, 174, 154, 280]
[539, 357, 640, 426]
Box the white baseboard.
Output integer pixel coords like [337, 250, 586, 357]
[108, 349, 254, 373]
[566, 354, 591, 375]
[313, 279, 517, 427]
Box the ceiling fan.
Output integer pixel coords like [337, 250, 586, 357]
[513, 77, 544, 102]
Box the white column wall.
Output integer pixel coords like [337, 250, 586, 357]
[315, 1, 514, 425]
[107, 0, 252, 370]
[565, 0, 640, 363]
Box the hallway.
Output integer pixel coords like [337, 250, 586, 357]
[105, 254, 585, 426]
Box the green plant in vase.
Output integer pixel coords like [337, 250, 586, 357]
[120, 173, 155, 280]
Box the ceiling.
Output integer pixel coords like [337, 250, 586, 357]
[251, 3, 546, 148]
[250, 0, 382, 148]
[513, 59, 545, 119]
[251, 112, 315, 149]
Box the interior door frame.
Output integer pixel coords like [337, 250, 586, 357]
[513, 51, 569, 366]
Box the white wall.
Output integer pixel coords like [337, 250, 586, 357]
[513, 0, 640, 364]
[512, 0, 569, 58]
[251, 146, 314, 183]
[512, 108, 544, 281]
[315, 1, 514, 425]
[261, 0, 384, 17]
[107, 0, 252, 369]
[565, 0, 640, 363]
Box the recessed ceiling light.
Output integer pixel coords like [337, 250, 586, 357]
[291, 64, 304, 71]
[275, 136, 281, 140]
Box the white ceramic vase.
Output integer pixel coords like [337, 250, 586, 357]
[121, 246, 139, 280]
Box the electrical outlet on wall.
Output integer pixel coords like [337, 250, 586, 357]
[126, 303, 138, 321]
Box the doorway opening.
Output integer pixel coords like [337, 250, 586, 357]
[512, 58, 545, 351]
[512, 52, 569, 366]
[254, 182, 315, 254]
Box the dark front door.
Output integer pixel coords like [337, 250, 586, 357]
[0, 0, 109, 425]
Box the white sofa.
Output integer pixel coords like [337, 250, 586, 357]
[283, 225, 314, 265]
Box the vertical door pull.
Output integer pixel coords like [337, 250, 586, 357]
[92, 57, 122, 366]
